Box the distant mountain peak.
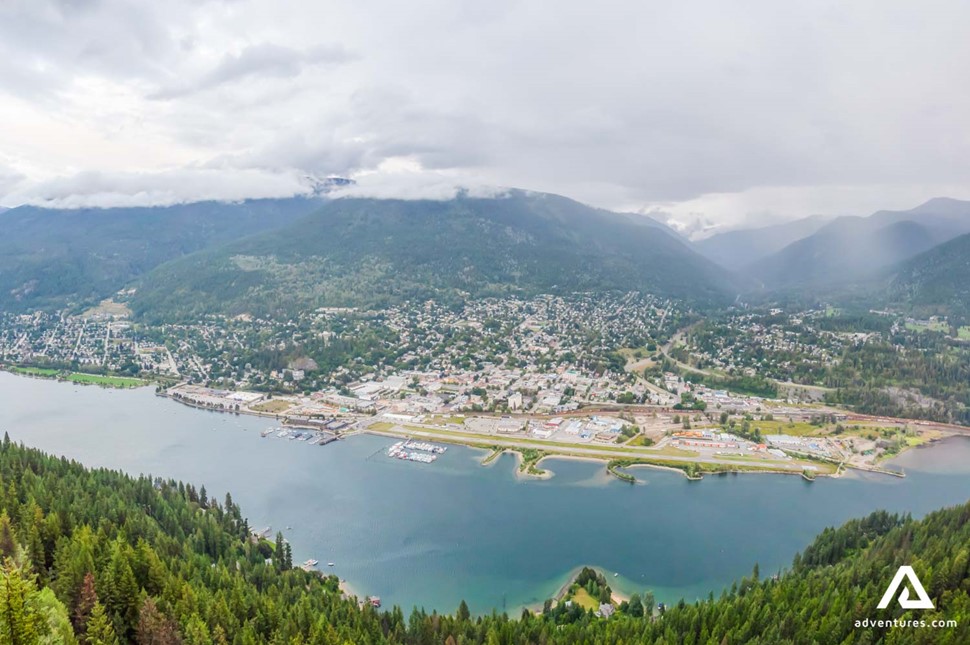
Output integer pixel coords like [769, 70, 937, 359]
[308, 176, 355, 196]
[909, 196, 970, 214]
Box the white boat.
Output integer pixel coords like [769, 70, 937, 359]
[328, 562, 335, 567]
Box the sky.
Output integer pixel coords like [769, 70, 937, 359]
[1, 0, 969, 235]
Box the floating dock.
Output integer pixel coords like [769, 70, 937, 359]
[300, 559, 319, 572]
[262, 427, 339, 445]
[387, 439, 447, 463]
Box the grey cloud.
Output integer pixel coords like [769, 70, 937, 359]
[2, 0, 970, 228]
[5, 168, 313, 209]
[151, 43, 357, 99]
[0, 0, 180, 101]
[0, 163, 26, 201]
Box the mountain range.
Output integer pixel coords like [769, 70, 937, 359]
[3, 189, 969, 321]
[131, 190, 737, 320]
[727, 198, 970, 290]
[693, 214, 832, 270]
[0, 190, 737, 319]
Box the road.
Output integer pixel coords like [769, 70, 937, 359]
[660, 322, 714, 376]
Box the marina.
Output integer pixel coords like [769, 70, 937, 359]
[261, 426, 340, 445]
[387, 439, 448, 463]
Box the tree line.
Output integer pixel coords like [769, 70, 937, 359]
[1, 436, 968, 643]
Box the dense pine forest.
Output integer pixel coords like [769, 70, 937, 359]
[1, 436, 968, 644]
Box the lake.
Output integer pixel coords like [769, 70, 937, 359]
[2, 371, 970, 614]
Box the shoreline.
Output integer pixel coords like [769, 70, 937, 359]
[362, 426, 855, 481]
[0, 369, 945, 482]
[4, 370, 970, 620]
[546, 565, 633, 608]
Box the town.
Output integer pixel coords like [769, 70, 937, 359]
[2, 292, 962, 480]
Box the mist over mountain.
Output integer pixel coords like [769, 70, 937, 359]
[131, 190, 740, 320]
[745, 198, 970, 290]
[694, 215, 833, 270]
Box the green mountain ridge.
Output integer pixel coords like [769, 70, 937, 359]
[2, 438, 969, 643]
[131, 191, 740, 321]
[0, 198, 324, 312]
[889, 232, 970, 323]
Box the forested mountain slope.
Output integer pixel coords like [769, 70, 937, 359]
[0, 198, 323, 312]
[889, 232, 970, 323]
[1, 438, 968, 644]
[747, 197, 970, 291]
[132, 191, 739, 321]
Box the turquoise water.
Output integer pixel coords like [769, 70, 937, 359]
[2, 372, 970, 614]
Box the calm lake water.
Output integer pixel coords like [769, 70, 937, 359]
[2, 371, 970, 614]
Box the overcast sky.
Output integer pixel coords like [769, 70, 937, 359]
[2, 0, 969, 234]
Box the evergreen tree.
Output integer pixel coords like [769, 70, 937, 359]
[273, 532, 286, 571]
[100, 539, 140, 640]
[86, 602, 119, 645]
[456, 600, 470, 622]
[0, 511, 18, 560]
[283, 542, 293, 570]
[0, 560, 45, 645]
[627, 593, 644, 618]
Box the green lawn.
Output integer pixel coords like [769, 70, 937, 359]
[7, 366, 145, 388]
[10, 366, 60, 377]
[747, 419, 821, 436]
[568, 588, 601, 611]
[958, 326, 970, 340]
[627, 435, 656, 447]
[65, 373, 145, 388]
[905, 321, 948, 333]
[425, 415, 468, 426]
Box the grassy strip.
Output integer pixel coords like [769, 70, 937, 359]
[65, 372, 145, 387]
[6, 365, 144, 388]
[9, 366, 60, 377]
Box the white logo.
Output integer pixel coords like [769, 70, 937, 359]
[877, 566, 934, 610]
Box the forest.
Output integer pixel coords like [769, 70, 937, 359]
[824, 337, 970, 425]
[1, 437, 968, 644]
